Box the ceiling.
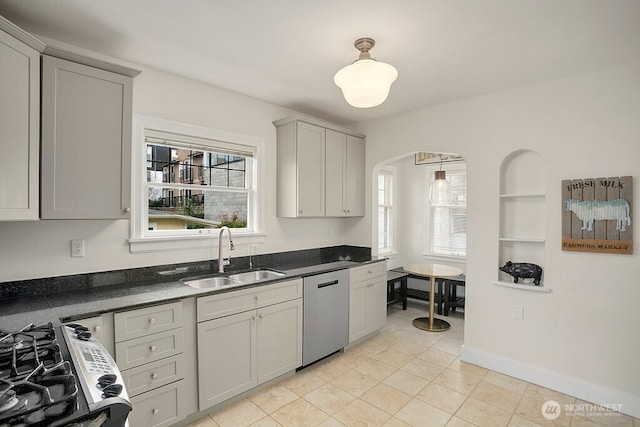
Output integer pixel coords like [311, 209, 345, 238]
[1, 0, 639, 125]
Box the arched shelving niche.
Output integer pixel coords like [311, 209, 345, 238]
[495, 149, 550, 292]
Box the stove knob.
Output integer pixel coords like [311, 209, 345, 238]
[102, 383, 123, 398]
[97, 373, 117, 388]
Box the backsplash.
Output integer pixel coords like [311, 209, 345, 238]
[0, 245, 371, 299]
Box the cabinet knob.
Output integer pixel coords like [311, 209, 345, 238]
[259, 314, 264, 319]
[93, 326, 101, 333]
[149, 345, 156, 352]
[148, 318, 156, 324]
[151, 373, 158, 380]
[254, 295, 258, 302]
[298, 209, 303, 213]
[123, 207, 131, 213]
[152, 408, 159, 415]
[368, 270, 372, 274]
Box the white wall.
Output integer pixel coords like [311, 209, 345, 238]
[0, 64, 359, 282]
[360, 62, 640, 416]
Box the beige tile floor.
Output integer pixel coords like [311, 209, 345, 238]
[186, 301, 639, 427]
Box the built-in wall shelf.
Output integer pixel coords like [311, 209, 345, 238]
[492, 281, 552, 293]
[499, 237, 545, 243]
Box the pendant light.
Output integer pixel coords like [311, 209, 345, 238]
[334, 37, 398, 108]
[429, 155, 452, 206]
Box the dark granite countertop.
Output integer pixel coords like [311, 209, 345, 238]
[0, 255, 385, 327]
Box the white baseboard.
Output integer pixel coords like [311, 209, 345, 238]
[460, 345, 640, 419]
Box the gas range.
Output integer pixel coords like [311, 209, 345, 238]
[0, 322, 131, 426]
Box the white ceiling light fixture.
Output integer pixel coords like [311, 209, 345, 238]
[429, 155, 452, 206]
[334, 37, 398, 108]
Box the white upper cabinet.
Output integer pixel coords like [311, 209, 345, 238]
[0, 20, 43, 221]
[326, 131, 365, 217]
[41, 54, 136, 219]
[275, 117, 365, 218]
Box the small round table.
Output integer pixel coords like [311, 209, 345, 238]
[404, 263, 464, 332]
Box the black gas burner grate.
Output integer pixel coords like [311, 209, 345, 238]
[0, 323, 78, 426]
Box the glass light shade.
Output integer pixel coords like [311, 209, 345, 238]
[429, 170, 452, 206]
[334, 58, 398, 108]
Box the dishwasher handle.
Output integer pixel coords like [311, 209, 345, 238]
[317, 279, 339, 289]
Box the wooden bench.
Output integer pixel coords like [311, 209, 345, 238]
[443, 276, 466, 316]
[386, 271, 408, 310]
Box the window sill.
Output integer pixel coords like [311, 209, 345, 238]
[422, 253, 466, 262]
[129, 232, 266, 253]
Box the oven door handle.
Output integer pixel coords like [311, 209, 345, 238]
[317, 280, 339, 289]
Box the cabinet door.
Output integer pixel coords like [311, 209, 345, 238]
[325, 129, 346, 217]
[349, 280, 368, 343]
[197, 310, 257, 410]
[41, 55, 133, 219]
[345, 136, 365, 216]
[366, 277, 388, 333]
[257, 299, 302, 384]
[296, 122, 325, 217]
[0, 30, 39, 220]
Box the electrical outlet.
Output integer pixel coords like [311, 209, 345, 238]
[71, 240, 85, 258]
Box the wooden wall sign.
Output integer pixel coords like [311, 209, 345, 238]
[562, 176, 633, 254]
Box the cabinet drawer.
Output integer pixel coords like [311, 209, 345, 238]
[115, 302, 183, 342]
[350, 261, 387, 283]
[129, 380, 185, 427]
[197, 279, 302, 322]
[122, 354, 184, 397]
[115, 328, 183, 370]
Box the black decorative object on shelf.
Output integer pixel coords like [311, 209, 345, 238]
[500, 261, 543, 285]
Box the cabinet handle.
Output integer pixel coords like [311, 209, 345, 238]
[93, 326, 101, 333]
[152, 408, 159, 415]
[151, 373, 158, 380]
[368, 270, 372, 274]
[254, 295, 258, 303]
[259, 314, 264, 319]
[149, 345, 156, 352]
[298, 209, 303, 213]
[148, 318, 156, 324]
[123, 207, 131, 213]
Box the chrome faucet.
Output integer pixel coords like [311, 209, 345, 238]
[218, 226, 235, 273]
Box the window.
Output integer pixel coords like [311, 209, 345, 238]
[430, 169, 467, 257]
[378, 167, 396, 253]
[131, 116, 265, 253]
[144, 132, 253, 234]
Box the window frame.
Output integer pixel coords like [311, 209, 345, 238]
[426, 165, 467, 259]
[377, 166, 397, 255]
[130, 115, 266, 253]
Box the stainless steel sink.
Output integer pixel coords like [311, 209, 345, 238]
[182, 276, 241, 289]
[228, 270, 285, 283]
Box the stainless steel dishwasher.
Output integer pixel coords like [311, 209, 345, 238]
[302, 269, 349, 366]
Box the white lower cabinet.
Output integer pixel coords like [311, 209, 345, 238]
[349, 262, 388, 343]
[197, 279, 303, 411]
[114, 301, 192, 427]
